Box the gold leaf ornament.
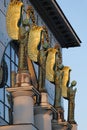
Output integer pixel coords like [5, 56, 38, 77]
[61, 66, 71, 98]
[46, 48, 58, 82]
[6, 1, 23, 40]
[28, 25, 43, 62]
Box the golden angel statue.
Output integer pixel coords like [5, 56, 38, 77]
[6, 0, 37, 88]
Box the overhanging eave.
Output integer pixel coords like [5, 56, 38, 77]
[29, 0, 81, 48]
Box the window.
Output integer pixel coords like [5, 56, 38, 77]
[0, 41, 18, 124]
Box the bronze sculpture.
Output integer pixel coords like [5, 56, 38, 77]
[18, 5, 36, 71]
[53, 44, 63, 108]
[37, 26, 49, 92]
[27, 25, 49, 91]
[48, 44, 65, 122]
[54, 64, 64, 108]
[67, 80, 77, 124]
[6, 1, 38, 88]
[18, 19, 29, 71]
[5, 1, 78, 125]
[38, 42, 49, 92]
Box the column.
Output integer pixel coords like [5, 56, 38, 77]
[34, 92, 52, 130]
[6, 71, 35, 124]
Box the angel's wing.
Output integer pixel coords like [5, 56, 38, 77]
[46, 48, 58, 82]
[61, 66, 71, 98]
[6, 1, 23, 39]
[28, 25, 43, 62]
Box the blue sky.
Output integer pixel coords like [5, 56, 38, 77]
[57, 0, 87, 130]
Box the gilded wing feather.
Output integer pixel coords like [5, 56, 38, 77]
[6, 1, 23, 40]
[46, 48, 58, 82]
[28, 25, 43, 62]
[61, 66, 71, 98]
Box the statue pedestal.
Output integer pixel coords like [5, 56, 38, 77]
[52, 120, 72, 130]
[52, 106, 64, 123]
[6, 70, 37, 125]
[7, 86, 35, 124]
[0, 124, 38, 130]
[34, 92, 53, 130]
[0, 71, 39, 130]
[0, 85, 38, 130]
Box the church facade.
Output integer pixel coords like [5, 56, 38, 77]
[0, 0, 81, 130]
